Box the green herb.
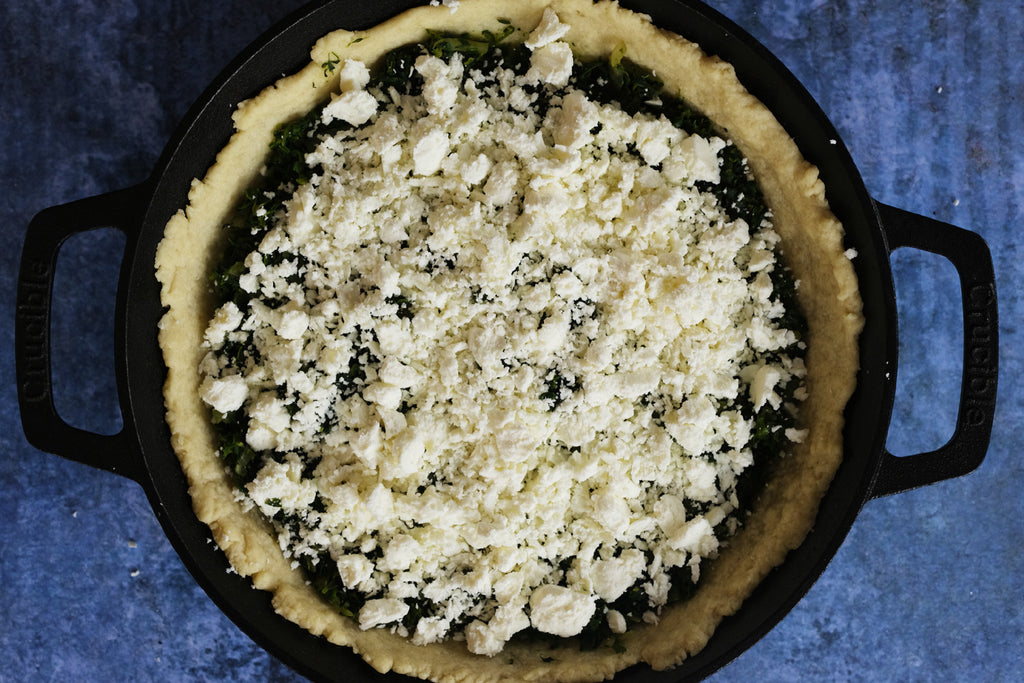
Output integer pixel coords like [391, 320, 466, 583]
[264, 107, 322, 187]
[300, 554, 366, 619]
[424, 25, 516, 66]
[321, 51, 341, 77]
[385, 293, 416, 320]
[696, 144, 768, 228]
[221, 435, 260, 481]
[571, 54, 664, 115]
[378, 43, 424, 92]
[540, 369, 579, 410]
[568, 297, 597, 329]
[336, 342, 378, 400]
[570, 44, 769, 228]
[771, 266, 807, 341]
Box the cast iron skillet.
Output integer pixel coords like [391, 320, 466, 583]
[16, 0, 999, 680]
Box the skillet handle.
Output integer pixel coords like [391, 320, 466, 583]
[16, 186, 146, 483]
[869, 201, 998, 498]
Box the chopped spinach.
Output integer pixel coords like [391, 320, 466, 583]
[540, 368, 579, 410]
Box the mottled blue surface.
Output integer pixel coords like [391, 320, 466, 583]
[2, 1, 1021, 681]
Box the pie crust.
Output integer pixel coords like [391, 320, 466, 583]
[154, 1, 863, 680]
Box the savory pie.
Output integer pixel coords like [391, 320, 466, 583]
[155, 1, 862, 680]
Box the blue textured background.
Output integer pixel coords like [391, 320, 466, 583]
[2, 1, 1021, 681]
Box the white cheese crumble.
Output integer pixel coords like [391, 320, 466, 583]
[525, 8, 571, 49]
[529, 584, 597, 637]
[200, 12, 807, 656]
[200, 374, 248, 415]
[429, 0, 461, 13]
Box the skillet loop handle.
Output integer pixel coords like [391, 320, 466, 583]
[16, 186, 146, 483]
[869, 201, 998, 498]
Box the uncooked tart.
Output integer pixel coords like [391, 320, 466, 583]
[155, 1, 863, 681]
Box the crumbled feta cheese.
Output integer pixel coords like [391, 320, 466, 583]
[336, 59, 370, 92]
[336, 554, 374, 589]
[322, 89, 378, 126]
[381, 534, 422, 571]
[526, 42, 574, 87]
[413, 129, 451, 176]
[199, 10, 807, 655]
[429, 0, 460, 13]
[484, 160, 519, 206]
[526, 9, 570, 49]
[245, 424, 277, 452]
[635, 117, 680, 166]
[362, 381, 403, 411]
[529, 584, 597, 637]
[378, 357, 419, 388]
[465, 606, 530, 655]
[607, 609, 627, 634]
[675, 133, 727, 183]
[748, 363, 783, 410]
[276, 307, 309, 340]
[785, 427, 809, 443]
[416, 55, 462, 114]
[668, 516, 719, 556]
[358, 598, 410, 630]
[204, 302, 243, 347]
[465, 620, 503, 656]
[200, 374, 248, 414]
[590, 549, 646, 601]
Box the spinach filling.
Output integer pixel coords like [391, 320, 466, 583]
[207, 25, 807, 652]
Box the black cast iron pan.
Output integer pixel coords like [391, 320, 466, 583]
[15, 0, 999, 680]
